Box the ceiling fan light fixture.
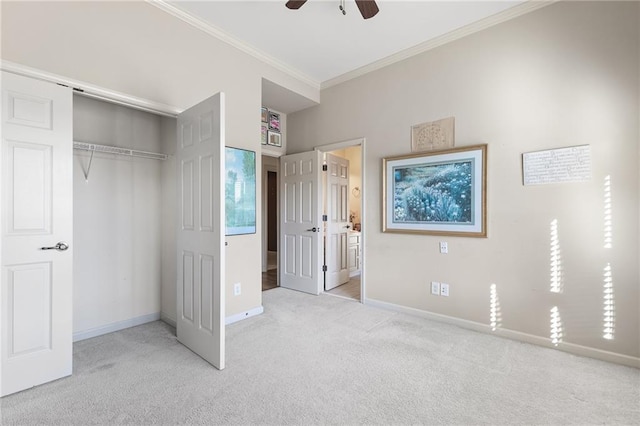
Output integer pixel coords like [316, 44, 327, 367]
[285, 0, 378, 20]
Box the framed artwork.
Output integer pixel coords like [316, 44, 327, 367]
[382, 144, 487, 237]
[261, 124, 268, 145]
[261, 107, 268, 123]
[268, 111, 280, 132]
[267, 131, 282, 147]
[225, 147, 256, 236]
[411, 117, 455, 152]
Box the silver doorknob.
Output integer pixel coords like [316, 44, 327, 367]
[306, 227, 319, 232]
[41, 242, 69, 251]
[344, 225, 351, 229]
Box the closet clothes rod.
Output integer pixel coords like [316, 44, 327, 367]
[73, 141, 169, 161]
[73, 141, 169, 182]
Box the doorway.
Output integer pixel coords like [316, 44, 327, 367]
[277, 138, 365, 302]
[262, 156, 279, 291]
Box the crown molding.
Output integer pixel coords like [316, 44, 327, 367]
[1, 60, 181, 117]
[147, 0, 321, 91]
[321, 0, 557, 90]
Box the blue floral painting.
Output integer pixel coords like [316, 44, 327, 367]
[393, 161, 473, 224]
[383, 145, 486, 236]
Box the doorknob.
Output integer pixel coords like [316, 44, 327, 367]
[344, 225, 351, 229]
[41, 242, 69, 251]
[305, 227, 319, 232]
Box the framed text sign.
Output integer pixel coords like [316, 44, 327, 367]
[522, 145, 591, 186]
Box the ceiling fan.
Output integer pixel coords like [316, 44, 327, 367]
[286, 0, 379, 20]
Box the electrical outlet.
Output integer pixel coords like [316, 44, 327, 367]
[234, 282, 241, 296]
[439, 242, 448, 254]
[440, 283, 450, 297]
[431, 281, 440, 295]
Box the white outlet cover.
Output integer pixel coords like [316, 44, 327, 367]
[431, 281, 440, 295]
[234, 283, 241, 296]
[441, 283, 450, 296]
[439, 242, 448, 254]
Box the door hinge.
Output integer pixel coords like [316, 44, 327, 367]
[322, 265, 327, 272]
[322, 164, 328, 171]
[322, 215, 327, 222]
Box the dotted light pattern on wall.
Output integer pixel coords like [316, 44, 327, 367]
[603, 175, 612, 249]
[489, 284, 501, 331]
[550, 219, 563, 294]
[603, 263, 615, 340]
[550, 306, 563, 346]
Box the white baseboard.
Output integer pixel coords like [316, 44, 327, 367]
[225, 306, 264, 325]
[159, 307, 264, 328]
[73, 312, 161, 342]
[365, 298, 640, 369]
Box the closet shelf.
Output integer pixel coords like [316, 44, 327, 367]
[73, 141, 168, 161]
[74, 141, 168, 182]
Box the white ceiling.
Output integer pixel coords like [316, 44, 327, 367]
[168, 0, 527, 85]
[160, 0, 541, 113]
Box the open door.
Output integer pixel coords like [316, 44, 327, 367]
[280, 151, 322, 295]
[176, 93, 225, 370]
[1, 72, 73, 396]
[325, 153, 350, 291]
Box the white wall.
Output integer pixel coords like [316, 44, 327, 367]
[73, 95, 165, 336]
[288, 1, 640, 360]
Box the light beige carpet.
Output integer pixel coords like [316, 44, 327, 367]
[2, 288, 638, 425]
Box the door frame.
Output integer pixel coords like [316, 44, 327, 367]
[314, 138, 366, 303]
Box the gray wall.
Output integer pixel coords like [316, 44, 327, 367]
[288, 1, 640, 359]
[73, 95, 165, 335]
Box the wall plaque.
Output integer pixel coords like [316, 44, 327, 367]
[522, 145, 591, 185]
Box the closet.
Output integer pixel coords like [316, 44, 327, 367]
[72, 95, 177, 341]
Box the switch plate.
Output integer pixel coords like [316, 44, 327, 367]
[431, 281, 440, 295]
[234, 282, 241, 296]
[441, 283, 450, 297]
[439, 242, 448, 254]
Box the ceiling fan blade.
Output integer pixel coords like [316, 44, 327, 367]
[354, 0, 379, 19]
[286, 0, 308, 10]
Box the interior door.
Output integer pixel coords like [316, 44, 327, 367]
[280, 151, 322, 295]
[1, 71, 73, 396]
[176, 93, 225, 370]
[325, 153, 350, 291]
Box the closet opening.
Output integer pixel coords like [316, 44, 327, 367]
[72, 94, 177, 342]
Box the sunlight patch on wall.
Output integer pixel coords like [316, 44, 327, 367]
[603, 263, 615, 340]
[549, 219, 563, 293]
[603, 175, 612, 249]
[489, 284, 501, 331]
[550, 306, 563, 346]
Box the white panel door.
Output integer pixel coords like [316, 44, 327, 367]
[280, 151, 322, 295]
[1, 71, 73, 396]
[176, 93, 225, 370]
[325, 153, 350, 291]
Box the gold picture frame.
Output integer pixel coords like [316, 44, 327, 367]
[382, 144, 487, 237]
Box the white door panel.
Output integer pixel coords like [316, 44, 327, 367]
[176, 93, 225, 370]
[280, 151, 322, 295]
[325, 153, 350, 290]
[1, 71, 73, 397]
